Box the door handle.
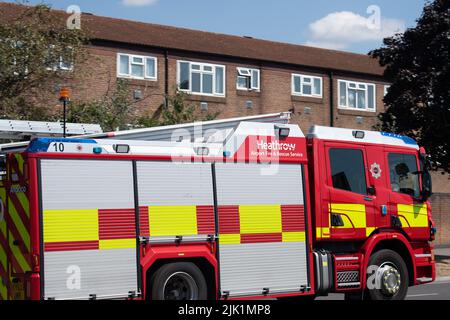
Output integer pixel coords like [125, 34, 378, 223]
[363, 196, 373, 202]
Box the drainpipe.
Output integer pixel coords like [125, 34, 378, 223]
[164, 49, 169, 108]
[329, 71, 334, 127]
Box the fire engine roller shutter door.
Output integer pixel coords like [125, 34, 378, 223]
[215, 163, 308, 297]
[136, 161, 215, 242]
[40, 159, 138, 300]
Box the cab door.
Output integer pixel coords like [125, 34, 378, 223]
[324, 143, 375, 240]
[384, 148, 429, 240]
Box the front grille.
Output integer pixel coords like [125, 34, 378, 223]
[337, 271, 359, 284]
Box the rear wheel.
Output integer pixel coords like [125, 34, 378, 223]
[365, 249, 409, 300]
[150, 262, 208, 300]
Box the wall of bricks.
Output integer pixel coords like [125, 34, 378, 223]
[430, 193, 450, 246]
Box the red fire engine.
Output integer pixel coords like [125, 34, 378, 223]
[0, 120, 435, 300]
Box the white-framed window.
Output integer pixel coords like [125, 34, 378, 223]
[45, 45, 74, 71]
[177, 61, 225, 96]
[292, 74, 322, 97]
[338, 80, 376, 111]
[117, 53, 157, 80]
[236, 67, 260, 91]
[384, 85, 390, 96]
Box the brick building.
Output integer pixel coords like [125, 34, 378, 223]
[1, 3, 449, 244]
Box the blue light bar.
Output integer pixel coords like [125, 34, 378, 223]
[27, 138, 97, 153]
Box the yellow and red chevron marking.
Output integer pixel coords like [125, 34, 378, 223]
[0, 186, 9, 300]
[218, 204, 306, 245]
[7, 154, 32, 277]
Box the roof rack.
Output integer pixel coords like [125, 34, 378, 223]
[0, 112, 291, 153]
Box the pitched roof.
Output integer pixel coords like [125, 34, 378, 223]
[0, 2, 385, 76]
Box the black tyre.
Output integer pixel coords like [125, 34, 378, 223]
[150, 262, 208, 300]
[365, 249, 409, 300]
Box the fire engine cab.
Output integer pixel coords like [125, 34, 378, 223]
[0, 120, 435, 300]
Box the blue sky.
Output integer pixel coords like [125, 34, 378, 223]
[6, 0, 426, 53]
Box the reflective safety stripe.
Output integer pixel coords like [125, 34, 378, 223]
[220, 234, 241, 245]
[43, 209, 99, 243]
[316, 227, 330, 239]
[282, 231, 306, 242]
[330, 204, 366, 229]
[397, 204, 428, 227]
[149, 206, 197, 237]
[99, 239, 136, 250]
[239, 205, 282, 234]
[366, 227, 375, 237]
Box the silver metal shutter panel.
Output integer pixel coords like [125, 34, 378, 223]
[215, 163, 308, 297]
[137, 162, 214, 206]
[40, 159, 138, 300]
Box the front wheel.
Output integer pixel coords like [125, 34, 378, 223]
[365, 249, 409, 300]
[150, 262, 208, 300]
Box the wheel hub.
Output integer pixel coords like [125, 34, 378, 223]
[163, 272, 199, 300]
[377, 265, 401, 296]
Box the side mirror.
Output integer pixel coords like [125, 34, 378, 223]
[421, 169, 432, 201]
[367, 186, 376, 196]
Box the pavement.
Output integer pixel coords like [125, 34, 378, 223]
[316, 277, 450, 300]
[435, 247, 450, 277]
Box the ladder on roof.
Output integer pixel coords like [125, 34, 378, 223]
[0, 119, 103, 140]
[0, 112, 291, 153]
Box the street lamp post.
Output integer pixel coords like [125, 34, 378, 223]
[59, 87, 71, 138]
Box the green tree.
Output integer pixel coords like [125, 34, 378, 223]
[0, 1, 88, 120]
[370, 0, 450, 173]
[68, 80, 132, 132]
[136, 90, 220, 127]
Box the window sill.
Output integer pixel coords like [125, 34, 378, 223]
[291, 95, 323, 104]
[337, 108, 377, 117]
[117, 77, 159, 87]
[185, 94, 227, 104]
[236, 90, 261, 97]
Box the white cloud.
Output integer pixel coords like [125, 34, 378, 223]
[305, 11, 405, 50]
[121, 0, 158, 6]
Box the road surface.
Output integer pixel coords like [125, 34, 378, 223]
[316, 277, 450, 300]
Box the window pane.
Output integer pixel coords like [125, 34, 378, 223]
[388, 153, 420, 198]
[119, 55, 129, 75]
[237, 76, 249, 89]
[252, 70, 259, 89]
[132, 57, 143, 64]
[131, 64, 144, 78]
[179, 62, 190, 90]
[313, 78, 321, 95]
[215, 66, 224, 94]
[192, 72, 201, 93]
[303, 77, 311, 83]
[348, 89, 356, 108]
[368, 84, 375, 109]
[330, 149, 367, 195]
[293, 76, 301, 93]
[202, 73, 213, 94]
[302, 84, 312, 95]
[146, 58, 156, 78]
[191, 64, 200, 70]
[339, 81, 347, 106]
[203, 65, 213, 72]
[357, 90, 366, 109]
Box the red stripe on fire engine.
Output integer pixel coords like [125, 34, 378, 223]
[44, 241, 100, 252]
[240, 233, 283, 244]
[196, 206, 215, 234]
[218, 206, 240, 234]
[139, 206, 150, 237]
[98, 209, 136, 240]
[10, 155, 25, 182]
[8, 192, 29, 224]
[4, 214, 30, 260]
[281, 205, 305, 232]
